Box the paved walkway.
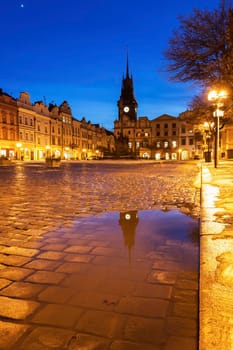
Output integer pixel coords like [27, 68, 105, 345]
[200, 161, 233, 350]
[0, 161, 199, 350]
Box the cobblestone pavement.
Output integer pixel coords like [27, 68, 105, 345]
[200, 161, 233, 350]
[0, 160, 200, 350]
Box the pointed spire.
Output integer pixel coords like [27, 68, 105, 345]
[126, 47, 129, 78]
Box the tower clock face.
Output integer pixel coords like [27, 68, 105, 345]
[123, 106, 130, 113]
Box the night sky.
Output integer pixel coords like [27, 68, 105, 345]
[1, 0, 221, 129]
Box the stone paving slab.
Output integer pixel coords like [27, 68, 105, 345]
[0, 321, 29, 350]
[18, 326, 75, 350]
[75, 310, 126, 338]
[0, 296, 39, 319]
[1, 281, 45, 299]
[32, 304, 84, 328]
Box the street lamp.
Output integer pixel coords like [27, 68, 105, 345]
[207, 89, 227, 168]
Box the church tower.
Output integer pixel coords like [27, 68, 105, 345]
[117, 55, 138, 122]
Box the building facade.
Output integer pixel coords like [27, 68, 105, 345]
[0, 90, 115, 161]
[114, 59, 199, 160]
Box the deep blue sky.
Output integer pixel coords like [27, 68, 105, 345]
[1, 0, 221, 130]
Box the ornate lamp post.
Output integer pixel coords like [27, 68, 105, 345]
[207, 90, 227, 168]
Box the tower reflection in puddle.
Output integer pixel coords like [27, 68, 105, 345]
[119, 210, 139, 262]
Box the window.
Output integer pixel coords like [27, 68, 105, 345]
[2, 115, 6, 123]
[37, 124, 40, 131]
[172, 131, 176, 136]
[144, 132, 149, 137]
[181, 126, 186, 133]
[172, 140, 177, 148]
[25, 118, 28, 125]
[128, 142, 132, 148]
[164, 131, 168, 136]
[164, 141, 169, 148]
[156, 124, 160, 128]
[10, 129, 14, 140]
[25, 133, 28, 140]
[10, 116, 14, 125]
[164, 123, 168, 128]
[30, 118, 33, 126]
[172, 123, 176, 128]
[136, 142, 140, 148]
[189, 138, 194, 145]
[2, 128, 7, 139]
[181, 138, 186, 145]
[19, 131, 23, 139]
[157, 132, 160, 136]
[19, 116, 22, 124]
[156, 142, 160, 148]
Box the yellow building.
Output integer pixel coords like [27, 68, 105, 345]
[0, 89, 115, 161]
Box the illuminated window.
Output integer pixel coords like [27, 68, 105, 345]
[164, 141, 169, 148]
[128, 142, 132, 148]
[156, 142, 160, 148]
[172, 141, 177, 148]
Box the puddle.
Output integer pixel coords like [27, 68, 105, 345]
[66, 209, 199, 267]
[0, 209, 199, 349]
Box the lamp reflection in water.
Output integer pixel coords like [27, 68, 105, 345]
[119, 210, 139, 263]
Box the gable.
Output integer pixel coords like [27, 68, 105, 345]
[152, 114, 177, 121]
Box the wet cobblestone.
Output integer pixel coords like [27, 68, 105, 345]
[0, 160, 200, 350]
[0, 161, 200, 239]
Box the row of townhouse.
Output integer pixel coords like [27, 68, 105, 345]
[0, 89, 115, 161]
[114, 114, 203, 160]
